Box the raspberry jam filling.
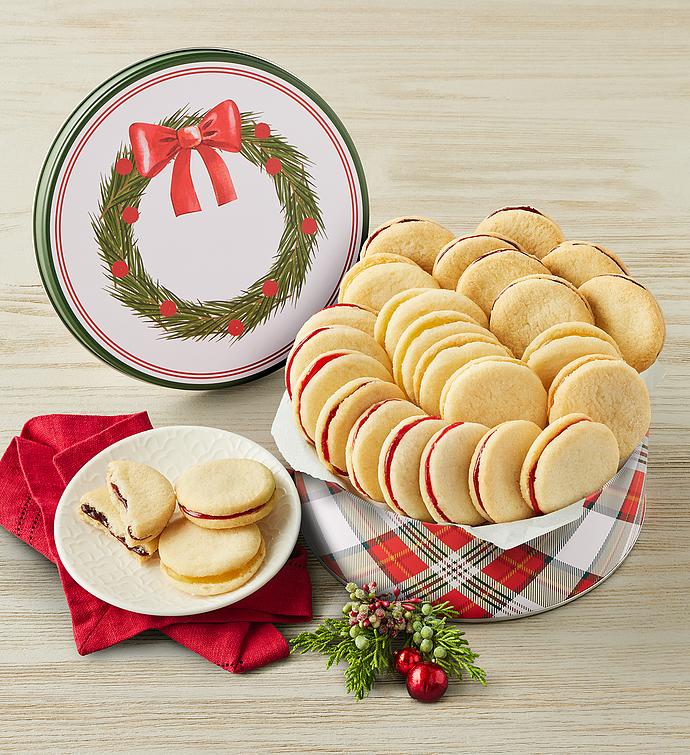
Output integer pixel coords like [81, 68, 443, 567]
[285, 326, 331, 398]
[110, 482, 127, 508]
[347, 399, 397, 497]
[362, 217, 418, 251]
[81, 504, 148, 557]
[179, 501, 268, 520]
[422, 422, 463, 523]
[382, 417, 435, 516]
[470, 428, 499, 515]
[435, 234, 518, 265]
[295, 351, 347, 440]
[487, 205, 545, 218]
[320, 380, 374, 475]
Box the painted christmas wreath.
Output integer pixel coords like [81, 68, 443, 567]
[92, 100, 322, 342]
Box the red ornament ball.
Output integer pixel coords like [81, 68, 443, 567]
[262, 279, 279, 297]
[227, 319, 245, 336]
[111, 260, 129, 278]
[301, 217, 318, 235]
[122, 206, 139, 224]
[254, 122, 271, 139]
[406, 662, 448, 703]
[159, 299, 177, 317]
[393, 647, 423, 676]
[265, 157, 282, 176]
[115, 158, 133, 175]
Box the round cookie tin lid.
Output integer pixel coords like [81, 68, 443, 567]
[34, 48, 369, 389]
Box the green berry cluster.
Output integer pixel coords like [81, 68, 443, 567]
[409, 602, 448, 659]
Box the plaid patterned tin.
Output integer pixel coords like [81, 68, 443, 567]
[296, 439, 647, 621]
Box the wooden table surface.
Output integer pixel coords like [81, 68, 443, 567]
[1, 1, 689, 752]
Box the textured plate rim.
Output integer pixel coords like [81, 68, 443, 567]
[54, 425, 301, 616]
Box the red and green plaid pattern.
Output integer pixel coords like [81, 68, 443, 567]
[296, 440, 647, 621]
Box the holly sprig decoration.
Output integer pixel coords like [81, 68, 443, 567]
[291, 581, 487, 701]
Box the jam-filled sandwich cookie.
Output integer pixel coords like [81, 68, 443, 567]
[158, 519, 265, 596]
[375, 287, 488, 353]
[106, 460, 175, 545]
[522, 322, 622, 389]
[489, 274, 594, 358]
[346, 399, 422, 502]
[432, 233, 521, 290]
[441, 356, 547, 428]
[175, 459, 275, 529]
[293, 350, 393, 442]
[338, 253, 438, 312]
[548, 354, 650, 462]
[542, 241, 628, 287]
[361, 217, 454, 274]
[79, 487, 158, 560]
[294, 303, 377, 344]
[378, 416, 448, 520]
[475, 206, 565, 259]
[315, 377, 405, 475]
[419, 421, 489, 525]
[579, 274, 665, 372]
[468, 421, 542, 523]
[456, 248, 549, 316]
[520, 414, 619, 515]
[285, 324, 391, 399]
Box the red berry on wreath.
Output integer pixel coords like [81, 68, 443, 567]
[262, 279, 279, 297]
[301, 217, 318, 235]
[115, 158, 133, 175]
[159, 299, 177, 317]
[406, 662, 448, 703]
[254, 122, 271, 139]
[227, 319, 245, 336]
[122, 206, 139, 224]
[393, 647, 423, 676]
[265, 157, 282, 176]
[111, 260, 129, 278]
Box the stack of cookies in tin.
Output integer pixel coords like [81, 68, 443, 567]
[287, 207, 664, 525]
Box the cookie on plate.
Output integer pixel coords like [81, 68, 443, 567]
[578, 274, 665, 372]
[542, 241, 628, 286]
[361, 217, 454, 273]
[489, 274, 594, 357]
[158, 519, 265, 596]
[346, 399, 422, 502]
[417, 338, 512, 414]
[456, 248, 550, 315]
[285, 324, 391, 399]
[441, 356, 547, 428]
[315, 377, 404, 475]
[522, 321, 622, 388]
[293, 350, 393, 442]
[520, 414, 619, 514]
[475, 206, 565, 259]
[468, 421, 542, 523]
[548, 354, 651, 462]
[294, 303, 377, 344]
[106, 460, 176, 544]
[378, 416, 448, 520]
[338, 253, 438, 312]
[432, 233, 522, 290]
[175, 459, 276, 529]
[419, 421, 489, 525]
[79, 487, 158, 560]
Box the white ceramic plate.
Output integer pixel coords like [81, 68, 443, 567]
[54, 426, 301, 616]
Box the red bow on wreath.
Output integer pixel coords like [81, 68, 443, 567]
[129, 100, 242, 217]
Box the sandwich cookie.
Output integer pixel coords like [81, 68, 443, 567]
[376, 288, 488, 355]
[520, 414, 619, 515]
[106, 460, 176, 544]
[361, 216, 454, 274]
[432, 233, 521, 290]
[315, 377, 405, 475]
[346, 399, 423, 502]
[417, 338, 512, 415]
[548, 354, 651, 462]
[441, 356, 548, 428]
[158, 519, 265, 596]
[542, 241, 628, 286]
[419, 421, 490, 525]
[475, 206, 565, 259]
[338, 253, 438, 312]
[468, 421, 542, 523]
[293, 350, 393, 442]
[522, 321, 622, 388]
[489, 274, 594, 358]
[79, 487, 158, 560]
[456, 248, 549, 316]
[294, 303, 377, 345]
[175, 458, 276, 529]
[285, 324, 391, 399]
[378, 416, 448, 520]
[578, 274, 665, 372]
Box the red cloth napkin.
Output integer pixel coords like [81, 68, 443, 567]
[0, 412, 312, 672]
